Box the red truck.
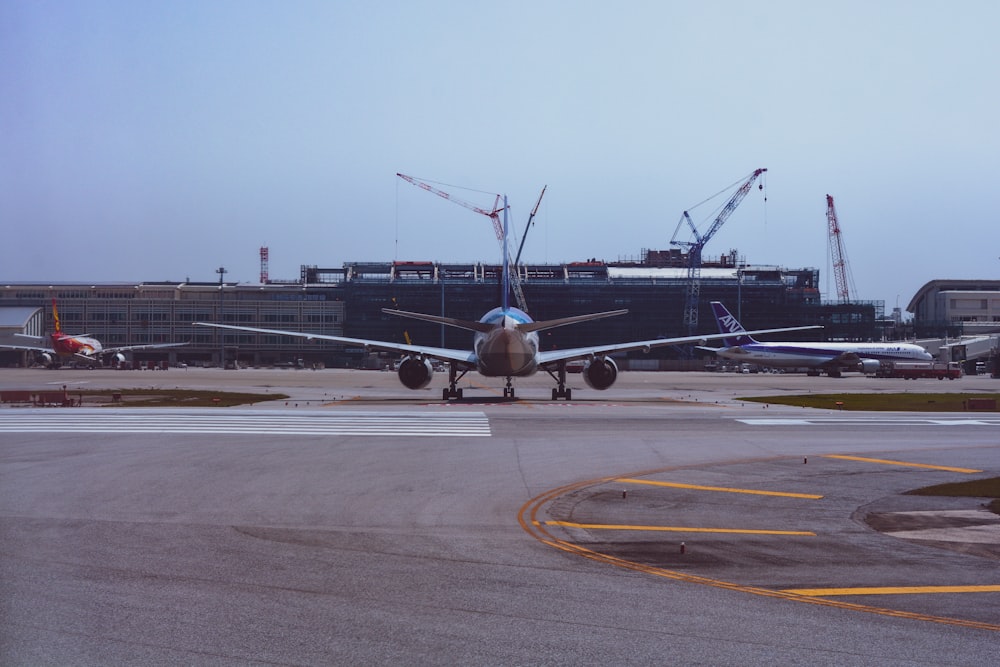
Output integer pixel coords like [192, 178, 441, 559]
[876, 361, 962, 380]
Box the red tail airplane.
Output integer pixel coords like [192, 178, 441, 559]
[0, 299, 187, 368]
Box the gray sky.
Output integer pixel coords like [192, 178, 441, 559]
[2, 1, 998, 312]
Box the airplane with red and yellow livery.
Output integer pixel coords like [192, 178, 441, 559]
[0, 300, 187, 368]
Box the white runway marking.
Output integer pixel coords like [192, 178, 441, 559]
[0, 411, 492, 437]
[738, 418, 1000, 426]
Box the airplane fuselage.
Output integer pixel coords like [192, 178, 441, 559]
[473, 307, 539, 377]
[716, 342, 931, 368]
[51, 333, 102, 360]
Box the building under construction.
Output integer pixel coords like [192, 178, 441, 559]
[1, 173, 890, 368]
[0, 249, 883, 369]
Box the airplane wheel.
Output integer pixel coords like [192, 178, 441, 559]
[456, 388, 463, 398]
[552, 388, 558, 400]
[565, 388, 572, 400]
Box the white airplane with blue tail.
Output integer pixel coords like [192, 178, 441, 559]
[706, 301, 931, 377]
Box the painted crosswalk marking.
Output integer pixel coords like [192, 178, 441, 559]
[0, 410, 491, 437]
[739, 418, 1000, 426]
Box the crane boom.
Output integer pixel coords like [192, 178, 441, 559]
[826, 194, 853, 302]
[514, 185, 546, 268]
[397, 173, 504, 240]
[671, 168, 767, 334]
[396, 172, 529, 312]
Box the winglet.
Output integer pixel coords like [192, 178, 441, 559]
[710, 301, 758, 346]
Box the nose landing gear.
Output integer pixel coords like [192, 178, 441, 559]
[503, 376, 516, 399]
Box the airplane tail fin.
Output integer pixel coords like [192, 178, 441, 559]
[709, 301, 758, 346]
[51, 299, 62, 334]
[501, 195, 510, 313]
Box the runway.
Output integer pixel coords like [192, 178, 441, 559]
[1, 369, 998, 664]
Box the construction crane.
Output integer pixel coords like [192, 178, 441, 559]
[397, 173, 504, 239]
[514, 185, 546, 268]
[825, 194, 855, 302]
[396, 173, 528, 311]
[671, 168, 767, 335]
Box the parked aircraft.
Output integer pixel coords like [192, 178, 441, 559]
[0, 300, 187, 368]
[196, 200, 819, 399]
[705, 301, 932, 377]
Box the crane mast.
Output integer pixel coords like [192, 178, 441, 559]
[671, 168, 767, 335]
[826, 194, 853, 302]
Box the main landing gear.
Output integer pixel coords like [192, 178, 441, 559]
[443, 363, 467, 400]
[545, 364, 572, 401]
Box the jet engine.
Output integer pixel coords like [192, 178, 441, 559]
[37, 352, 56, 368]
[397, 356, 434, 390]
[582, 356, 618, 390]
[858, 359, 882, 375]
[108, 352, 126, 368]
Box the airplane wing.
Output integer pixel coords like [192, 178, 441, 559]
[103, 342, 190, 354]
[0, 341, 52, 353]
[193, 322, 477, 366]
[536, 325, 822, 366]
[0, 340, 97, 364]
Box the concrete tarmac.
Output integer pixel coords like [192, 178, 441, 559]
[1, 368, 998, 665]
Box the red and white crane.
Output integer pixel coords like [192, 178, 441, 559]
[397, 173, 504, 240]
[825, 194, 855, 302]
[396, 173, 528, 311]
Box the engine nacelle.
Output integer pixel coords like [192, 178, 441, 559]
[397, 356, 434, 390]
[109, 352, 127, 368]
[582, 356, 618, 390]
[37, 352, 56, 368]
[859, 358, 881, 375]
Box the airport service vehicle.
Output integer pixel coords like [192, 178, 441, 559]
[876, 361, 962, 380]
[0, 299, 187, 368]
[196, 198, 819, 400]
[703, 301, 932, 377]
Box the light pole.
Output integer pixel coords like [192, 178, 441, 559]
[216, 266, 227, 367]
[737, 259, 744, 323]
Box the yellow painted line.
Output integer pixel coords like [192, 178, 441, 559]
[546, 521, 815, 536]
[518, 467, 1000, 633]
[824, 455, 982, 474]
[617, 478, 822, 499]
[784, 585, 1000, 597]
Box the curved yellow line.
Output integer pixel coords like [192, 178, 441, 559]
[517, 463, 1000, 633]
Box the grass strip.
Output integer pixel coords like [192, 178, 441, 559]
[72, 388, 289, 408]
[906, 477, 1000, 515]
[738, 393, 1000, 412]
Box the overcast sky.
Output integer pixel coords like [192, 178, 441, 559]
[2, 1, 998, 312]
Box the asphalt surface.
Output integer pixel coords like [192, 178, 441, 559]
[1, 368, 998, 665]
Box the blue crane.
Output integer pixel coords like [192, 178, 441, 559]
[670, 168, 767, 336]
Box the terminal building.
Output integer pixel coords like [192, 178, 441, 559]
[907, 279, 1000, 337]
[0, 249, 891, 369]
